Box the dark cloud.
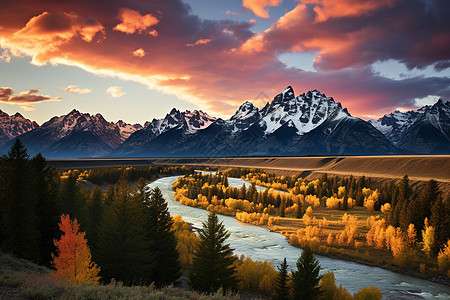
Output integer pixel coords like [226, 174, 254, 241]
[0, 87, 61, 104]
[0, 0, 448, 117]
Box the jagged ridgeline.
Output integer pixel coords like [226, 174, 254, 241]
[1, 87, 449, 158]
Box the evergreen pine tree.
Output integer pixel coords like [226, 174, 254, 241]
[391, 175, 410, 227]
[292, 246, 322, 300]
[274, 258, 290, 300]
[0, 139, 40, 261]
[143, 186, 181, 286]
[86, 186, 104, 258]
[97, 179, 154, 285]
[430, 197, 450, 256]
[59, 173, 83, 220]
[280, 199, 286, 217]
[31, 153, 60, 265]
[296, 202, 304, 219]
[189, 212, 237, 293]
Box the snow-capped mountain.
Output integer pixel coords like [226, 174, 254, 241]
[368, 108, 426, 143]
[116, 120, 143, 140]
[259, 87, 352, 135]
[0, 109, 39, 146]
[126, 87, 398, 157]
[2, 87, 448, 158]
[111, 109, 216, 156]
[1, 109, 141, 158]
[370, 99, 450, 153]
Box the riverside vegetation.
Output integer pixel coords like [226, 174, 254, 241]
[172, 168, 450, 281]
[0, 139, 383, 299]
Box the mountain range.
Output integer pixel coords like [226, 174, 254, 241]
[1, 86, 449, 158]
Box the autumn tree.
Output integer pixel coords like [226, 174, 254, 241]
[51, 214, 100, 285]
[190, 212, 237, 293]
[274, 258, 290, 300]
[292, 246, 322, 300]
[142, 185, 181, 286]
[0, 139, 40, 261]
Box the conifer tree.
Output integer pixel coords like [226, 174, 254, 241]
[86, 186, 104, 257]
[292, 246, 322, 300]
[59, 173, 83, 221]
[274, 258, 290, 300]
[143, 186, 181, 286]
[31, 153, 60, 265]
[190, 212, 237, 293]
[51, 214, 100, 285]
[0, 139, 40, 261]
[390, 175, 410, 227]
[97, 179, 154, 285]
[430, 197, 450, 256]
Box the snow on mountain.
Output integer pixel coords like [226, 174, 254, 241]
[183, 110, 216, 132]
[116, 120, 143, 140]
[369, 99, 449, 153]
[111, 108, 216, 156]
[228, 101, 260, 133]
[0, 109, 39, 145]
[368, 107, 426, 143]
[259, 87, 352, 136]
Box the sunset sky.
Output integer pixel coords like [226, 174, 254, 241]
[0, 0, 449, 125]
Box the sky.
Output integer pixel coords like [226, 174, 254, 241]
[0, 0, 449, 125]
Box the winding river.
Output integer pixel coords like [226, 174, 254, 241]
[147, 175, 450, 299]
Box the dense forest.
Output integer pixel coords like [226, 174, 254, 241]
[172, 169, 450, 278]
[0, 140, 385, 299]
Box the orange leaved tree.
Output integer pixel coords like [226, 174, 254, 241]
[51, 214, 100, 285]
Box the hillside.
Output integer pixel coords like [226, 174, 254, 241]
[0, 253, 236, 300]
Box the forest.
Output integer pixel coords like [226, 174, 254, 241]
[0, 140, 385, 299]
[172, 168, 450, 279]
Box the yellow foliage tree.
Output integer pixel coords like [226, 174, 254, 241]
[51, 214, 100, 285]
[318, 272, 353, 300]
[437, 240, 450, 276]
[421, 218, 435, 257]
[353, 286, 383, 300]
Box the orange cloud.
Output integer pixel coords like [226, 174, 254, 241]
[132, 48, 146, 58]
[106, 86, 125, 98]
[20, 105, 35, 111]
[0, 0, 448, 119]
[301, 0, 397, 22]
[186, 39, 212, 47]
[113, 8, 159, 35]
[60, 85, 91, 94]
[243, 0, 282, 18]
[0, 87, 61, 104]
[3, 11, 104, 65]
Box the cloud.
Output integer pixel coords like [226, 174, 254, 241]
[132, 48, 146, 58]
[301, 0, 396, 22]
[106, 86, 125, 98]
[249, 19, 256, 23]
[3, 11, 104, 65]
[20, 105, 35, 111]
[243, 0, 282, 18]
[0, 0, 449, 119]
[239, 1, 450, 71]
[0, 87, 61, 104]
[113, 8, 159, 35]
[0, 50, 11, 63]
[225, 10, 240, 16]
[186, 39, 212, 47]
[60, 85, 91, 94]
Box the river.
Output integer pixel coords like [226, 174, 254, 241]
[147, 175, 450, 299]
